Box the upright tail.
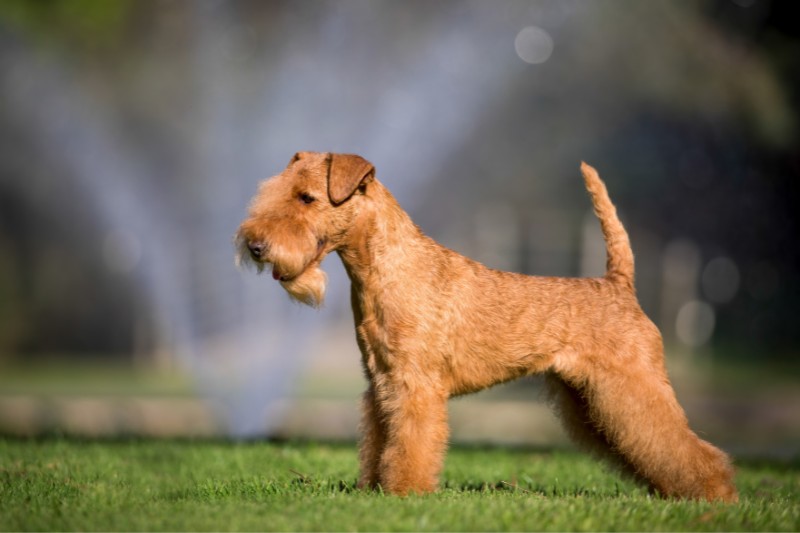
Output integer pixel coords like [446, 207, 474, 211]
[580, 162, 635, 290]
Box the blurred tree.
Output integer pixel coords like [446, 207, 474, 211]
[0, 0, 133, 56]
[0, 0, 797, 363]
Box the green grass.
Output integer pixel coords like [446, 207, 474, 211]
[0, 438, 797, 531]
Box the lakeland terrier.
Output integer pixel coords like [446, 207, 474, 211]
[236, 152, 737, 501]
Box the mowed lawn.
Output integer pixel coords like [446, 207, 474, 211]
[0, 437, 797, 531]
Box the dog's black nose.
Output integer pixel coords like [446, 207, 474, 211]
[247, 241, 267, 259]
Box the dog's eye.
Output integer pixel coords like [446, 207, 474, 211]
[299, 192, 316, 205]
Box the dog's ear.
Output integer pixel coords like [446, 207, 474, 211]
[288, 152, 306, 166]
[327, 153, 375, 205]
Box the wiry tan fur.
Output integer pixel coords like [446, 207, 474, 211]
[236, 152, 738, 502]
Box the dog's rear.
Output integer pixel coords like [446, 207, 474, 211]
[547, 163, 738, 502]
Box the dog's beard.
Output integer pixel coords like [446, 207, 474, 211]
[234, 235, 327, 307]
[280, 265, 327, 307]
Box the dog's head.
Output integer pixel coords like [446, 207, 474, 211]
[235, 152, 375, 306]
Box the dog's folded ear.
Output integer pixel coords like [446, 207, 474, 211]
[327, 153, 375, 205]
[289, 151, 312, 166]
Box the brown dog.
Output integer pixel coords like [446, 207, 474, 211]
[236, 152, 737, 501]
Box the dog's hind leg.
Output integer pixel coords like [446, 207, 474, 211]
[545, 372, 652, 489]
[551, 345, 738, 502]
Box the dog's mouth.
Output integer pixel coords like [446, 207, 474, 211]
[271, 238, 327, 283]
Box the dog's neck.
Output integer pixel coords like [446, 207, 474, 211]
[336, 180, 431, 290]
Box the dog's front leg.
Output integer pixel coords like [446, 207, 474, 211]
[357, 386, 386, 489]
[375, 377, 449, 495]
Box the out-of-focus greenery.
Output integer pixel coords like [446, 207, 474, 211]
[0, 0, 133, 53]
[0, 360, 191, 396]
[0, 356, 796, 398]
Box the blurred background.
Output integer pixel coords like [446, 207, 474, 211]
[0, 0, 797, 456]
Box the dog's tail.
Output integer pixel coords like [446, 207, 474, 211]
[581, 162, 635, 290]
